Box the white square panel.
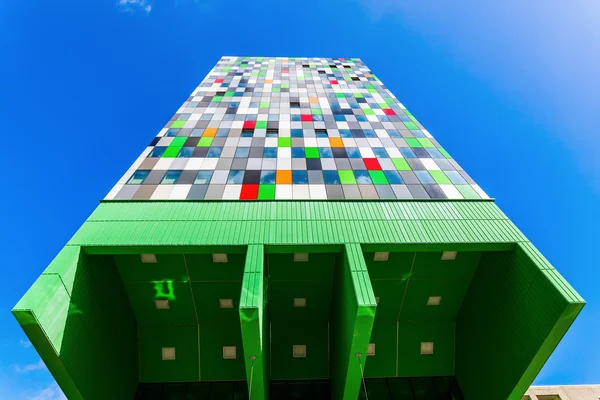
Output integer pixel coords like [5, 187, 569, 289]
[420, 342, 434, 355]
[219, 298, 234, 308]
[293, 345, 306, 358]
[367, 343, 375, 356]
[155, 299, 170, 309]
[162, 347, 176, 360]
[293, 298, 307, 307]
[223, 346, 237, 359]
[141, 254, 157, 263]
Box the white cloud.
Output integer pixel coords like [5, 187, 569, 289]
[20, 340, 32, 348]
[12, 359, 47, 373]
[27, 383, 66, 400]
[118, 0, 152, 13]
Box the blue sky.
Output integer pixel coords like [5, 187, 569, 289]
[1, 0, 599, 398]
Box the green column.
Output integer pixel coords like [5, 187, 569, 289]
[330, 243, 377, 400]
[239, 244, 269, 400]
[12, 246, 138, 400]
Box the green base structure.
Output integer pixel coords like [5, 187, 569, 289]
[13, 200, 584, 400]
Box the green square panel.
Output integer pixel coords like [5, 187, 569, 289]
[197, 137, 213, 147]
[339, 170, 357, 184]
[139, 325, 199, 382]
[270, 322, 329, 380]
[186, 253, 246, 281]
[258, 184, 276, 200]
[392, 158, 411, 171]
[397, 322, 455, 377]
[399, 279, 472, 323]
[305, 147, 320, 158]
[163, 146, 182, 158]
[370, 280, 407, 322]
[410, 252, 481, 280]
[429, 170, 451, 185]
[364, 322, 397, 378]
[278, 137, 291, 147]
[199, 323, 246, 381]
[456, 185, 481, 199]
[364, 252, 414, 280]
[122, 280, 197, 325]
[115, 254, 188, 283]
[369, 170, 388, 185]
[192, 281, 242, 324]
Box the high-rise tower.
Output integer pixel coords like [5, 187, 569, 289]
[13, 57, 584, 400]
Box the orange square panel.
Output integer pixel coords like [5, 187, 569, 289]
[276, 170, 292, 184]
[329, 138, 344, 148]
[203, 128, 217, 137]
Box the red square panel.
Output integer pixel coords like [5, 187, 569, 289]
[240, 184, 259, 200]
[215, 79, 224, 83]
[363, 158, 382, 170]
[243, 121, 256, 130]
[383, 108, 396, 116]
[301, 114, 312, 122]
[330, 80, 338, 84]
[282, 69, 288, 73]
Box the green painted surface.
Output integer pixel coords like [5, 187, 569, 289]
[455, 243, 584, 400]
[12, 201, 584, 400]
[13, 249, 138, 400]
[330, 244, 376, 400]
[71, 201, 526, 249]
[240, 245, 269, 400]
[268, 252, 335, 381]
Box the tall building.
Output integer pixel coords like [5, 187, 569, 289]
[13, 57, 584, 400]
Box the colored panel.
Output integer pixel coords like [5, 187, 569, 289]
[104, 57, 489, 201]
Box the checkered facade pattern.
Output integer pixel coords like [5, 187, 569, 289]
[106, 56, 489, 200]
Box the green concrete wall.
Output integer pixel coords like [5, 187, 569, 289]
[12, 201, 584, 400]
[13, 247, 138, 400]
[456, 243, 584, 400]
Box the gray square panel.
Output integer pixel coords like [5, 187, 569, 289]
[144, 170, 167, 185]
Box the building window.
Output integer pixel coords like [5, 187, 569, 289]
[148, 147, 166, 158]
[161, 170, 182, 185]
[127, 170, 150, 185]
[194, 171, 213, 185]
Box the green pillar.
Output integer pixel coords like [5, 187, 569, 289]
[240, 245, 269, 400]
[330, 243, 377, 400]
